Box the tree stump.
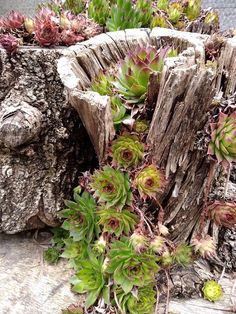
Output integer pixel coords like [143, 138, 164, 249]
[58, 28, 236, 246]
[1, 28, 236, 246]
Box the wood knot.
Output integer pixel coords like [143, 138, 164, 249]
[0, 102, 43, 148]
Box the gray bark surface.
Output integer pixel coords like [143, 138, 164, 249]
[0, 48, 95, 233]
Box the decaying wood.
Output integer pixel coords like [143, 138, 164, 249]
[58, 28, 209, 164]
[147, 53, 215, 242]
[216, 37, 236, 96]
[0, 48, 95, 233]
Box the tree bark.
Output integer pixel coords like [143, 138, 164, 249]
[0, 48, 95, 233]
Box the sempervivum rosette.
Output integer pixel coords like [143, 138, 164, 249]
[116, 284, 156, 314]
[34, 8, 60, 47]
[134, 164, 166, 200]
[207, 201, 236, 229]
[111, 134, 144, 168]
[107, 238, 159, 293]
[208, 111, 236, 165]
[191, 235, 216, 259]
[113, 46, 168, 104]
[97, 207, 139, 236]
[90, 166, 132, 210]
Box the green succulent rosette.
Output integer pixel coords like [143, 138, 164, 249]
[116, 284, 156, 314]
[202, 280, 223, 302]
[90, 166, 132, 210]
[134, 165, 165, 200]
[71, 254, 108, 307]
[107, 238, 159, 293]
[88, 0, 110, 26]
[207, 200, 236, 229]
[113, 46, 168, 104]
[97, 207, 139, 236]
[91, 71, 114, 96]
[61, 191, 99, 243]
[208, 112, 236, 165]
[111, 134, 144, 168]
[110, 96, 129, 126]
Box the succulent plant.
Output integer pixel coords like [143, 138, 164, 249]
[202, 280, 223, 302]
[207, 201, 236, 229]
[208, 111, 236, 165]
[92, 235, 107, 255]
[90, 166, 132, 210]
[34, 8, 60, 47]
[150, 236, 165, 254]
[91, 71, 114, 96]
[24, 17, 34, 33]
[167, 2, 183, 24]
[88, 0, 110, 26]
[133, 119, 149, 133]
[97, 207, 139, 236]
[110, 96, 128, 126]
[204, 10, 219, 26]
[183, 0, 201, 21]
[136, 0, 153, 27]
[3, 10, 25, 29]
[111, 134, 144, 168]
[108, 238, 159, 293]
[61, 237, 87, 260]
[130, 230, 149, 253]
[60, 29, 84, 45]
[113, 46, 168, 104]
[173, 243, 192, 266]
[44, 247, 60, 264]
[71, 254, 108, 307]
[157, 0, 169, 11]
[151, 14, 169, 28]
[63, 0, 86, 15]
[106, 0, 142, 32]
[134, 165, 165, 200]
[61, 190, 99, 243]
[0, 34, 19, 55]
[161, 250, 174, 266]
[191, 235, 216, 259]
[116, 284, 156, 314]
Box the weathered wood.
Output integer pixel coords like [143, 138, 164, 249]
[0, 48, 94, 233]
[216, 37, 236, 96]
[147, 54, 215, 242]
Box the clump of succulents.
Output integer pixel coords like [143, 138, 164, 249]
[134, 164, 166, 200]
[91, 71, 114, 96]
[0, 34, 19, 54]
[71, 254, 108, 307]
[208, 111, 236, 165]
[113, 46, 168, 104]
[111, 134, 144, 168]
[110, 96, 128, 127]
[191, 235, 216, 259]
[90, 166, 132, 209]
[184, 0, 201, 21]
[88, 0, 110, 26]
[61, 190, 99, 242]
[107, 238, 159, 293]
[202, 280, 223, 302]
[106, 0, 142, 32]
[207, 201, 236, 229]
[136, 0, 153, 27]
[116, 284, 156, 314]
[43, 247, 61, 264]
[97, 207, 139, 236]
